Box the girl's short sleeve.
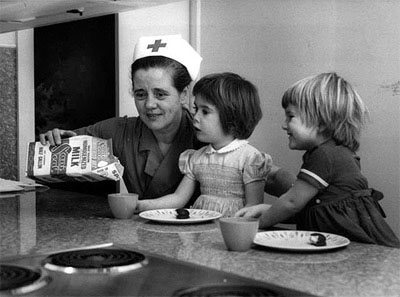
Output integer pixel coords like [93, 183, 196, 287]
[178, 149, 196, 180]
[243, 151, 273, 184]
[297, 147, 332, 190]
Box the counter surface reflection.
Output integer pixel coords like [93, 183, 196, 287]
[1, 189, 399, 297]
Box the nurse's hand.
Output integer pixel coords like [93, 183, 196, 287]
[39, 128, 77, 146]
[234, 204, 271, 218]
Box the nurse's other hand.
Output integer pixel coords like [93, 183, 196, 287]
[234, 204, 271, 218]
[39, 128, 77, 146]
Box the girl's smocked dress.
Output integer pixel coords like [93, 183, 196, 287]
[179, 139, 272, 217]
[296, 140, 400, 247]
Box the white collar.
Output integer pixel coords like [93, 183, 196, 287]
[205, 139, 248, 154]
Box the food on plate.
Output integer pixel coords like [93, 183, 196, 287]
[309, 233, 327, 246]
[175, 208, 190, 219]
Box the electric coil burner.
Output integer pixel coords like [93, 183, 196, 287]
[1, 246, 315, 296]
[0, 265, 51, 295]
[174, 284, 287, 297]
[41, 248, 148, 274]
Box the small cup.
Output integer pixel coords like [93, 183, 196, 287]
[108, 193, 139, 219]
[219, 217, 259, 252]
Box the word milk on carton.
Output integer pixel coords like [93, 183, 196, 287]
[26, 135, 124, 183]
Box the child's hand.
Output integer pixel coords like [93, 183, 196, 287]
[135, 201, 143, 213]
[234, 204, 271, 218]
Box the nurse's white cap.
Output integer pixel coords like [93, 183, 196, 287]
[133, 34, 202, 80]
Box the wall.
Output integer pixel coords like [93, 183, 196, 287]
[199, 0, 400, 236]
[117, 0, 190, 117]
[0, 32, 16, 46]
[0, 32, 18, 180]
[0, 30, 34, 183]
[17, 30, 35, 183]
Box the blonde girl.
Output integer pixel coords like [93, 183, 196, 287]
[236, 72, 399, 247]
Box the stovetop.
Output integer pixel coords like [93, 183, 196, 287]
[41, 248, 147, 274]
[0, 244, 315, 296]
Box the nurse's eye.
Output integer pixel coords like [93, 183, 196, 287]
[134, 90, 147, 100]
[154, 90, 168, 100]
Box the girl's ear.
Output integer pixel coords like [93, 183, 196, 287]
[318, 125, 331, 138]
[318, 124, 328, 132]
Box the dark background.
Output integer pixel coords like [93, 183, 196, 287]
[34, 15, 117, 195]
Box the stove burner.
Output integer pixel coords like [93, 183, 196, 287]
[0, 264, 50, 294]
[41, 248, 147, 274]
[173, 284, 286, 297]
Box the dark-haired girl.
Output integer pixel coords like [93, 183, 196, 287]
[138, 72, 273, 217]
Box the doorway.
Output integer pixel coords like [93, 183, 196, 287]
[34, 15, 117, 195]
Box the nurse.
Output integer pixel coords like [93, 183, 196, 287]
[39, 34, 294, 202]
[39, 34, 203, 201]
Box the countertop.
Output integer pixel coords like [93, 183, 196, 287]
[1, 188, 399, 297]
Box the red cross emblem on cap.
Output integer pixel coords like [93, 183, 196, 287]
[147, 39, 167, 52]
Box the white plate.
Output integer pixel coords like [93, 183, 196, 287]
[139, 209, 222, 224]
[253, 230, 350, 251]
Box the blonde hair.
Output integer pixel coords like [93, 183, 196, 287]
[281, 72, 368, 151]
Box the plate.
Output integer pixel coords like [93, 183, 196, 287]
[253, 230, 350, 251]
[139, 209, 222, 224]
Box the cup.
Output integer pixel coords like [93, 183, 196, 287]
[219, 217, 259, 252]
[107, 193, 139, 219]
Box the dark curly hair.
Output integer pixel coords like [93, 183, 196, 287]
[193, 72, 262, 139]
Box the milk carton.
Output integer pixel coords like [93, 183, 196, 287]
[26, 135, 124, 183]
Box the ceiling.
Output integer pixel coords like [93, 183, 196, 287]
[0, 0, 182, 33]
